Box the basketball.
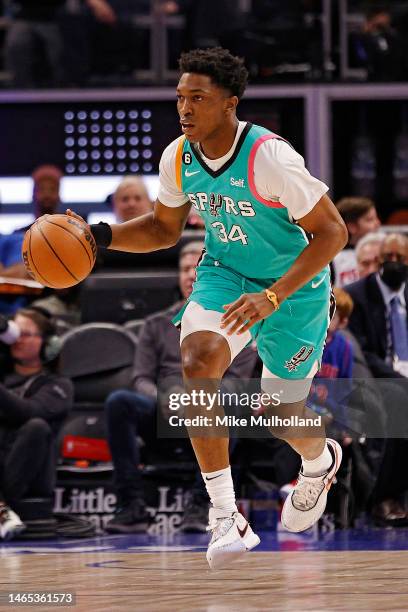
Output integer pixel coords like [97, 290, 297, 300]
[22, 214, 97, 288]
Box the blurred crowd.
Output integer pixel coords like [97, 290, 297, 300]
[0, 164, 408, 537]
[0, 0, 408, 541]
[1, 1, 408, 87]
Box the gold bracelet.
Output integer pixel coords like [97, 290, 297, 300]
[264, 289, 280, 310]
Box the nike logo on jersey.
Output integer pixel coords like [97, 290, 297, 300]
[311, 274, 326, 289]
[205, 474, 222, 481]
[185, 170, 201, 177]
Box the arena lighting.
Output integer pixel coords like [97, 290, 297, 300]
[63, 107, 154, 176]
[0, 174, 160, 206]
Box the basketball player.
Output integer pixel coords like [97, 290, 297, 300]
[67, 47, 348, 569]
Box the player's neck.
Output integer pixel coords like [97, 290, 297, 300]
[199, 118, 239, 160]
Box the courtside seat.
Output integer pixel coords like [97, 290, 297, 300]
[123, 318, 144, 337]
[58, 322, 137, 407]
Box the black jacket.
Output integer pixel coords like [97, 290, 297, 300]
[345, 273, 408, 378]
[0, 371, 73, 434]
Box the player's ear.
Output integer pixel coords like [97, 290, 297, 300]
[225, 95, 238, 115]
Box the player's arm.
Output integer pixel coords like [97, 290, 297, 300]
[67, 137, 191, 253]
[109, 199, 191, 252]
[270, 193, 347, 302]
[67, 198, 191, 253]
[221, 194, 347, 335]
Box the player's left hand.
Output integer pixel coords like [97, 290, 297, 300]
[221, 291, 276, 335]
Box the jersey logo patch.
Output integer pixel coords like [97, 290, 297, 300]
[182, 152, 192, 165]
[209, 193, 223, 217]
[285, 346, 314, 372]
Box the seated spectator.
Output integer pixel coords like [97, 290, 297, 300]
[355, 231, 385, 280]
[0, 232, 32, 315]
[309, 287, 354, 441]
[333, 197, 381, 287]
[0, 308, 73, 540]
[112, 176, 153, 223]
[4, 0, 118, 88]
[4, 0, 66, 88]
[15, 164, 63, 234]
[104, 241, 258, 534]
[62, 0, 147, 85]
[345, 232, 408, 525]
[31, 164, 63, 219]
[345, 232, 408, 378]
[352, 6, 408, 82]
[0, 164, 64, 315]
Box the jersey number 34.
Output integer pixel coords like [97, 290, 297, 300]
[211, 222, 248, 245]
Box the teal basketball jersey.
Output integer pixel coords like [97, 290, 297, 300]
[179, 123, 314, 279]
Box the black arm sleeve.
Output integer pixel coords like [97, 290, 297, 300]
[0, 377, 74, 425]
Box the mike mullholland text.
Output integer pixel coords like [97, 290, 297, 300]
[168, 415, 322, 427]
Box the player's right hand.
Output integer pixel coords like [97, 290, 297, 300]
[66, 209, 90, 232]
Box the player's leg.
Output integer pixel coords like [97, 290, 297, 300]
[261, 367, 342, 532]
[181, 329, 231, 473]
[179, 301, 260, 568]
[253, 274, 342, 532]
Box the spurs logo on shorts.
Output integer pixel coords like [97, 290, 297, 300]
[209, 193, 223, 217]
[285, 346, 314, 372]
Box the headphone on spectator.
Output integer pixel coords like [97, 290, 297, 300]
[41, 329, 63, 364]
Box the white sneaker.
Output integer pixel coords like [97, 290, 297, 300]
[206, 507, 260, 570]
[281, 439, 342, 533]
[0, 504, 26, 540]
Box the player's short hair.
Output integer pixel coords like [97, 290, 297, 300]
[178, 47, 248, 99]
[335, 197, 376, 224]
[179, 241, 204, 260]
[333, 287, 354, 320]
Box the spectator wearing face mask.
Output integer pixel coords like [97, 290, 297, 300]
[345, 232, 408, 378]
[345, 233, 408, 526]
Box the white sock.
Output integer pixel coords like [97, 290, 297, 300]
[201, 466, 238, 513]
[302, 443, 333, 477]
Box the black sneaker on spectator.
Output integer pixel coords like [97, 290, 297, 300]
[180, 495, 209, 533]
[105, 499, 151, 534]
[0, 503, 26, 540]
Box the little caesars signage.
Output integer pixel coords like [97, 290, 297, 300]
[53, 485, 188, 534]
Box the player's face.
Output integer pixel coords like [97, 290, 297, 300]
[179, 252, 201, 299]
[11, 315, 43, 366]
[177, 73, 235, 144]
[114, 184, 151, 222]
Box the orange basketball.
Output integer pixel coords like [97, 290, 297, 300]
[22, 214, 97, 288]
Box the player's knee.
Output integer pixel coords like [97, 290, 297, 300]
[182, 333, 230, 379]
[182, 349, 215, 379]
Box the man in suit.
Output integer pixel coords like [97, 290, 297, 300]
[345, 232, 408, 379]
[345, 232, 408, 525]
